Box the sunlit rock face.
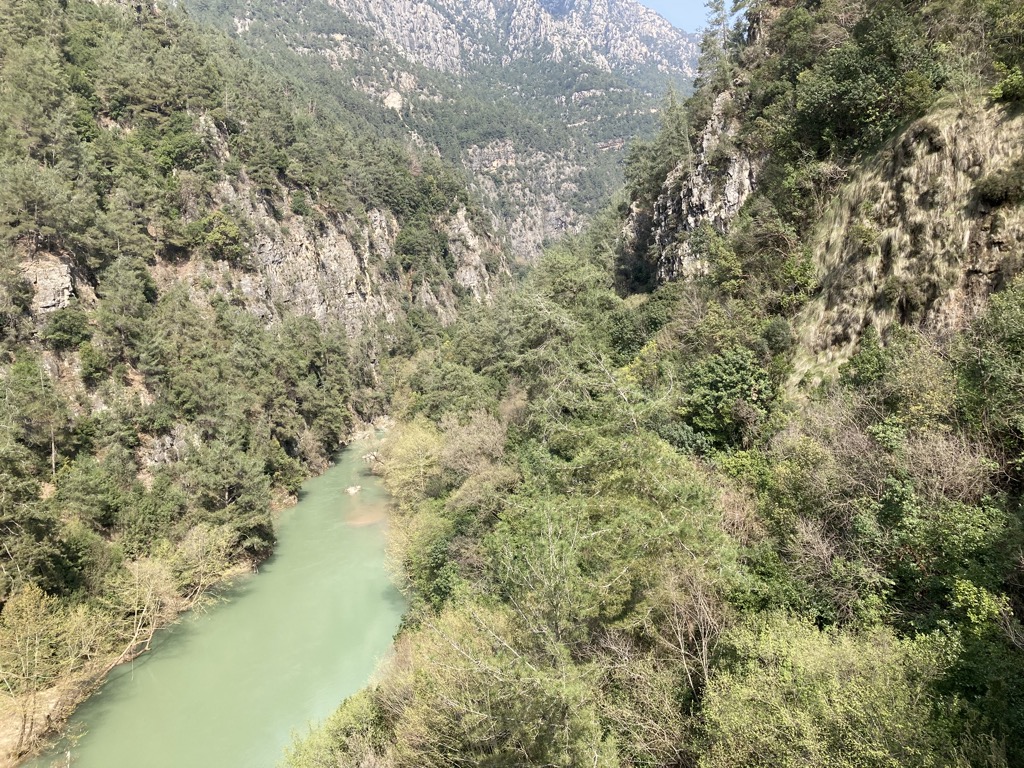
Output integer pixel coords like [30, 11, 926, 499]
[327, 0, 698, 78]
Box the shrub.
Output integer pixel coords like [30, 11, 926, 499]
[974, 157, 1024, 207]
[701, 616, 963, 768]
[41, 306, 91, 350]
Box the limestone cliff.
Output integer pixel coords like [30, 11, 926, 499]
[625, 88, 762, 281]
[327, 0, 698, 80]
[465, 140, 587, 259]
[20, 176, 503, 337]
[629, 92, 1024, 386]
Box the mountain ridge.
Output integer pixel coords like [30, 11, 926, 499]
[322, 0, 698, 80]
[199, 0, 699, 258]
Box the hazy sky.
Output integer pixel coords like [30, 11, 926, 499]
[640, 0, 707, 32]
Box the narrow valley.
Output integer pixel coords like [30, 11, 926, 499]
[2, 0, 1024, 766]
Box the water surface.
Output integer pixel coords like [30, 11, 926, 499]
[30, 442, 403, 768]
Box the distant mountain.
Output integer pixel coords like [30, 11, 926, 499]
[326, 0, 698, 82]
[192, 0, 699, 257]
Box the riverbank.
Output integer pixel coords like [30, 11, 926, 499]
[18, 438, 403, 768]
[2, 420, 397, 766]
[0, 555, 256, 768]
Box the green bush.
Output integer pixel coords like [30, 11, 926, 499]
[41, 306, 91, 350]
[990, 64, 1024, 102]
[77, 341, 108, 386]
[394, 215, 451, 279]
[974, 157, 1024, 207]
[794, 6, 941, 156]
[701, 617, 963, 768]
[681, 345, 775, 446]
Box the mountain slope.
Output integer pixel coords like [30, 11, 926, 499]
[192, 0, 699, 258]
[280, 0, 1024, 766]
[328, 0, 697, 81]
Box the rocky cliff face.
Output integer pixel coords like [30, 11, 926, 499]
[625, 88, 762, 281]
[629, 89, 1024, 385]
[464, 140, 587, 259]
[196, 180, 501, 334]
[22, 176, 504, 337]
[790, 103, 1024, 384]
[328, 0, 698, 80]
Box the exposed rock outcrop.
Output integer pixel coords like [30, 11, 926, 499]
[790, 103, 1024, 384]
[662, 90, 758, 280]
[215, 0, 699, 262]
[20, 252, 75, 313]
[447, 207, 497, 301]
[465, 141, 586, 259]
[145, 179, 504, 336]
[623, 89, 762, 280]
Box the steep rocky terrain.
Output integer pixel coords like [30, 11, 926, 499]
[628, 88, 1024, 366]
[22, 183, 501, 338]
[791, 104, 1024, 383]
[624, 3, 1024, 382]
[327, 0, 697, 81]
[0, 2, 506, 756]
[192, 0, 699, 258]
[624, 88, 762, 280]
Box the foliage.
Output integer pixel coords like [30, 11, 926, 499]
[5, 0, 1024, 763]
[289, 0, 1024, 748]
[40, 304, 91, 350]
[990, 63, 1024, 102]
[0, 1, 407, 753]
[624, 91, 691, 205]
[700, 616, 964, 768]
[974, 156, 1024, 207]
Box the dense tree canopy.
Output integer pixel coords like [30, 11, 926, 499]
[286, 0, 1024, 765]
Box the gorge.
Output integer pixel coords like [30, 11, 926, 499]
[3, 0, 1024, 765]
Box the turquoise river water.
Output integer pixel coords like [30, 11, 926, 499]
[28, 441, 404, 768]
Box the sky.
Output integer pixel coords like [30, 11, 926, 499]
[639, 0, 707, 32]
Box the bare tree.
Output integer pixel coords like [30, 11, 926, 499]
[645, 566, 728, 694]
[0, 584, 71, 756]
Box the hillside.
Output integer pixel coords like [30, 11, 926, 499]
[5, 0, 1024, 765]
[0, 0, 504, 758]
[281, 0, 1024, 766]
[0, 0, 699, 758]
[188, 0, 699, 258]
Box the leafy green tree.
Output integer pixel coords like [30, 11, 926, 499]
[794, 6, 942, 156]
[342, 605, 615, 768]
[95, 257, 156, 364]
[40, 304, 91, 350]
[185, 440, 273, 558]
[624, 90, 691, 205]
[0, 434, 70, 601]
[956, 277, 1024, 466]
[0, 159, 93, 254]
[700, 616, 965, 768]
[2, 355, 71, 476]
[680, 345, 774, 447]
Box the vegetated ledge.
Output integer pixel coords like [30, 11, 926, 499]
[790, 97, 1024, 387]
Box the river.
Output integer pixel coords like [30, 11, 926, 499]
[28, 442, 404, 768]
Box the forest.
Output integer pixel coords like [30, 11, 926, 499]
[284, 0, 1024, 765]
[1, 0, 1023, 764]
